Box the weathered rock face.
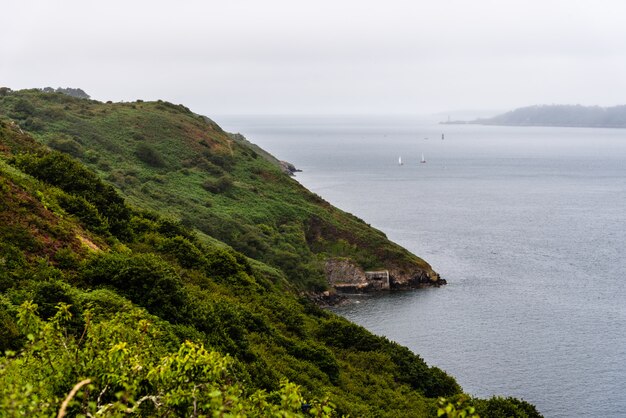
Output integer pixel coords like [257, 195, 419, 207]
[324, 258, 366, 284]
[324, 258, 381, 292]
[324, 257, 446, 293]
[279, 160, 302, 176]
[387, 267, 446, 289]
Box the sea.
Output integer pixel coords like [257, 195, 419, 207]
[217, 115, 626, 418]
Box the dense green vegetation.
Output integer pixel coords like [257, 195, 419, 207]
[0, 89, 542, 416]
[0, 88, 438, 291]
[457, 104, 626, 128]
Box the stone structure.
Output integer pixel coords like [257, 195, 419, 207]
[324, 258, 391, 292]
[364, 270, 390, 290]
[324, 257, 446, 293]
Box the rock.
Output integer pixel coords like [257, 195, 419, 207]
[324, 257, 446, 292]
[279, 160, 302, 176]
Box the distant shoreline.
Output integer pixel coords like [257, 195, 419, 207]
[443, 104, 626, 129]
[440, 121, 626, 129]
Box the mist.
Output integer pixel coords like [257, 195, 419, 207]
[2, 0, 625, 116]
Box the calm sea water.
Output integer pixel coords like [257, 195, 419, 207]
[218, 116, 626, 418]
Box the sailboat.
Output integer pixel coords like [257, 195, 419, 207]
[420, 153, 426, 164]
[398, 156, 403, 166]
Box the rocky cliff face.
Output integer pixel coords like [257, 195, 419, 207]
[324, 258, 445, 292]
[324, 258, 369, 292]
[387, 266, 446, 289]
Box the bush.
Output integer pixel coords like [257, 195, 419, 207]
[204, 247, 242, 279]
[202, 175, 233, 193]
[31, 280, 77, 320]
[474, 396, 543, 418]
[158, 236, 206, 269]
[76, 288, 134, 319]
[156, 218, 196, 242]
[82, 252, 189, 323]
[135, 143, 165, 167]
[0, 295, 20, 352]
[318, 317, 460, 397]
[317, 317, 383, 351]
[53, 247, 81, 270]
[387, 343, 461, 397]
[12, 151, 131, 239]
[56, 192, 109, 234]
[284, 338, 340, 383]
[22, 117, 45, 132]
[48, 137, 84, 157]
[12, 98, 35, 118]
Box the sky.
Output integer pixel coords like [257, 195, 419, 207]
[2, 0, 626, 117]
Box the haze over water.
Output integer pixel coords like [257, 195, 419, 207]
[219, 116, 626, 417]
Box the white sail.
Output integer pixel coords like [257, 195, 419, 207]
[398, 156, 403, 165]
[420, 152, 426, 163]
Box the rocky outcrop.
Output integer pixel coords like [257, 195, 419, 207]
[324, 258, 370, 292]
[387, 267, 446, 289]
[324, 258, 446, 293]
[279, 160, 302, 176]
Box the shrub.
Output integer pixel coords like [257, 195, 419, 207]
[158, 236, 206, 269]
[48, 137, 84, 157]
[12, 98, 35, 118]
[474, 396, 543, 418]
[0, 295, 20, 352]
[22, 117, 45, 132]
[284, 339, 340, 383]
[387, 343, 461, 397]
[202, 175, 233, 193]
[135, 143, 165, 167]
[317, 317, 383, 352]
[317, 317, 460, 397]
[30, 280, 77, 320]
[56, 192, 109, 234]
[82, 252, 189, 323]
[76, 288, 134, 319]
[0, 242, 27, 271]
[156, 218, 197, 242]
[204, 247, 242, 279]
[53, 247, 81, 270]
[12, 151, 131, 239]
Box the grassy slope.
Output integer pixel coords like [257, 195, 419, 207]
[0, 90, 542, 417]
[0, 89, 435, 291]
[0, 118, 452, 417]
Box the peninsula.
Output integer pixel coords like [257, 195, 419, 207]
[0, 87, 541, 417]
[442, 104, 626, 128]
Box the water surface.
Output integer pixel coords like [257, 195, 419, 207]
[218, 116, 626, 417]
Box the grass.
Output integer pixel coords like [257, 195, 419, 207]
[0, 89, 436, 291]
[0, 96, 543, 417]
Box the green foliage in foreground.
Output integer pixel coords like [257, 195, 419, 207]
[1, 302, 335, 417]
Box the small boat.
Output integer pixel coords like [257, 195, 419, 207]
[398, 156, 404, 166]
[420, 153, 426, 164]
[442, 133, 445, 140]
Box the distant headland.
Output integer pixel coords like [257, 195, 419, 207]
[441, 104, 626, 128]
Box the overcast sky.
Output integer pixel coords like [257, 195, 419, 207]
[2, 0, 626, 116]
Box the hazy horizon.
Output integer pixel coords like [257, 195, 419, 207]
[3, 0, 626, 117]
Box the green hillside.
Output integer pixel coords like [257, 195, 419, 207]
[0, 88, 541, 417]
[0, 88, 442, 293]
